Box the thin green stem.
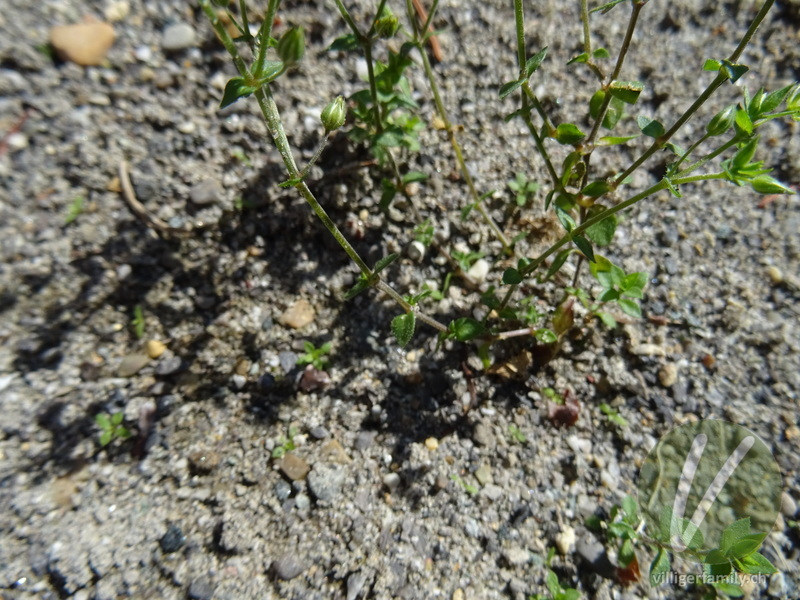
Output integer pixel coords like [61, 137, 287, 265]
[421, 0, 440, 38]
[677, 138, 740, 176]
[363, 43, 385, 134]
[367, 0, 390, 36]
[672, 133, 710, 172]
[521, 84, 560, 190]
[377, 281, 447, 332]
[200, 0, 250, 77]
[580, 0, 592, 55]
[333, 0, 363, 38]
[254, 0, 281, 77]
[299, 133, 332, 179]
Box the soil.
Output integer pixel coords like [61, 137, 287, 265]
[1, 0, 799, 599]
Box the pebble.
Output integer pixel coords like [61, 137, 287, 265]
[118, 354, 149, 377]
[231, 374, 246, 389]
[576, 534, 615, 578]
[159, 524, 185, 553]
[308, 464, 346, 501]
[472, 423, 493, 446]
[318, 439, 350, 464]
[274, 480, 292, 501]
[50, 21, 115, 66]
[658, 362, 678, 387]
[482, 484, 503, 501]
[467, 258, 490, 283]
[278, 299, 315, 329]
[766, 265, 783, 284]
[555, 526, 576, 555]
[298, 365, 331, 392]
[474, 464, 492, 486]
[272, 555, 306, 580]
[346, 571, 368, 600]
[189, 180, 223, 206]
[5, 133, 28, 152]
[630, 343, 666, 357]
[162, 22, 197, 51]
[294, 493, 310, 510]
[155, 355, 182, 376]
[768, 572, 786, 597]
[188, 578, 214, 600]
[134, 45, 152, 62]
[309, 426, 329, 439]
[424, 437, 438, 451]
[503, 547, 530, 566]
[407, 240, 426, 262]
[781, 491, 797, 518]
[145, 340, 166, 359]
[279, 453, 310, 481]
[189, 450, 220, 475]
[383, 472, 401, 491]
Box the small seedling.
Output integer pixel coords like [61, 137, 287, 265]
[64, 196, 84, 225]
[530, 548, 582, 600]
[508, 172, 540, 207]
[131, 305, 145, 339]
[450, 473, 479, 495]
[95, 412, 131, 447]
[296, 341, 332, 370]
[271, 425, 298, 459]
[508, 424, 527, 444]
[599, 403, 628, 427]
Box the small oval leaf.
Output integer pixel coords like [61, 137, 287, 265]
[391, 312, 416, 347]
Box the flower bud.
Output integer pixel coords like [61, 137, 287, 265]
[320, 96, 346, 132]
[705, 104, 735, 137]
[277, 27, 305, 67]
[374, 10, 400, 39]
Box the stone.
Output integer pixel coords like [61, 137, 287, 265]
[424, 437, 438, 451]
[145, 340, 166, 359]
[159, 524, 185, 553]
[467, 258, 490, 283]
[279, 453, 309, 481]
[658, 362, 678, 387]
[117, 354, 149, 377]
[555, 526, 576, 555]
[407, 240, 425, 262]
[272, 555, 306, 580]
[278, 299, 315, 329]
[104, 1, 130, 22]
[162, 22, 197, 51]
[188, 577, 215, 600]
[50, 21, 115, 66]
[474, 464, 492, 486]
[189, 180, 223, 206]
[383, 473, 401, 492]
[307, 463, 346, 501]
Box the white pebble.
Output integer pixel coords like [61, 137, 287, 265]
[467, 258, 490, 283]
[407, 240, 426, 262]
[555, 526, 576, 555]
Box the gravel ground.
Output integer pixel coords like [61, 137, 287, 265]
[1, 0, 799, 599]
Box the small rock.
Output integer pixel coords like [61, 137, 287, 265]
[383, 472, 401, 492]
[298, 365, 331, 392]
[555, 526, 576, 555]
[294, 493, 310, 511]
[272, 555, 306, 580]
[482, 484, 503, 501]
[308, 463, 346, 501]
[503, 547, 530, 566]
[159, 524, 185, 553]
[354, 431, 377, 451]
[189, 180, 223, 206]
[188, 577, 215, 600]
[318, 439, 350, 464]
[162, 22, 196, 51]
[576, 533, 615, 578]
[104, 1, 130, 22]
[630, 343, 666, 357]
[118, 354, 149, 377]
[658, 363, 678, 387]
[766, 265, 783, 284]
[407, 240, 426, 262]
[467, 258, 490, 283]
[274, 480, 292, 501]
[474, 464, 492, 486]
[145, 339, 166, 359]
[279, 453, 309, 481]
[309, 426, 329, 439]
[768, 572, 786, 597]
[424, 437, 438, 451]
[278, 299, 315, 329]
[781, 491, 797, 518]
[278, 351, 298, 373]
[50, 21, 115, 66]
[346, 571, 368, 600]
[473, 422, 493, 446]
[231, 373, 246, 389]
[155, 355, 182, 376]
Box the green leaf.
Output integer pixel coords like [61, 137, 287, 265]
[603, 97, 625, 129]
[525, 47, 548, 77]
[534, 328, 558, 344]
[111, 412, 124, 426]
[567, 52, 589, 65]
[728, 533, 767, 559]
[449, 318, 485, 341]
[596, 311, 617, 328]
[734, 108, 753, 136]
[609, 80, 643, 105]
[220, 77, 258, 109]
[402, 171, 427, 184]
[637, 115, 666, 138]
[585, 206, 617, 246]
[555, 207, 576, 233]
[713, 582, 744, 597]
[704, 58, 721, 71]
[554, 123, 586, 145]
[95, 414, 111, 429]
[720, 518, 752, 555]
[593, 48, 610, 59]
[499, 79, 523, 99]
[573, 235, 595, 262]
[735, 551, 777, 575]
[544, 249, 573, 280]
[751, 175, 793, 194]
[328, 33, 359, 52]
[597, 134, 639, 146]
[621, 272, 648, 292]
[502, 268, 523, 285]
[619, 538, 636, 567]
[581, 180, 610, 198]
[705, 548, 729, 565]
[590, 0, 627, 14]
[589, 89, 605, 121]
[721, 59, 749, 83]
[622, 495, 638, 520]
[760, 84, 793, 113]
[650, 548, 670, 587]
[391, 312, 416, 347]
[373, 253, 399, 274]
[618, 299, 642, 318]
[344, 278, 369, 300]
[99, 431, 112, 446]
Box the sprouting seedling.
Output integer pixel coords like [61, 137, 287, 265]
[95, 412, 132, 447]
[507, 172, 539, 207]
[131, 305, 145, 339]
[65, 196, 84, 225]
[450, 473, 479, 496]
[508, 424, 527, 444]
[297, 341, 332, 370]
[271, 425, 299, 459]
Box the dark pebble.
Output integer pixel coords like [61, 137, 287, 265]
[155, 356, 182, 376]
[159, 524, 185, 553]
[272, 555, 306, 580]
[188, 577, 215, 600]
[258, 373, 276, 391]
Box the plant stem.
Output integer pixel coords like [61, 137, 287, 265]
[614, 0, 776, 186]
[254, 0, 281, 77]
[200, 0, 250, 77]
[377, 281, 447, 332]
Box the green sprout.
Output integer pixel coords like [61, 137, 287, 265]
[95, 412, 132, 447]
[65, 196, 84, 225]
[296, 341, 332, 370]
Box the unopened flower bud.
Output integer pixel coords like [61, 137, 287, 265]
[374, 10, 400, 39]
[706, 104, 735, 137]
[321, 96, 346, 132]
[277, 27, 305, 67]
